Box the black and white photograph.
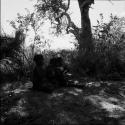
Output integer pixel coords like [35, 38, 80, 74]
[1, 0, 125, 124]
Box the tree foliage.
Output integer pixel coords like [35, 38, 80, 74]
[93, 14, 125, 43]
[92, 14, 125, 79]
[34, 0, 71, 33]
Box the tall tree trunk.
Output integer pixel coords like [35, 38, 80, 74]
[78, 0, 94, 53]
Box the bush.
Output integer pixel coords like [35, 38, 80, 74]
[72, 14, 125, 80]
[0, 30, 29, 83]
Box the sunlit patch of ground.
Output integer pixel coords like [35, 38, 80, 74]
[85, 95, 125, 118]
[7, 98, 28, 117]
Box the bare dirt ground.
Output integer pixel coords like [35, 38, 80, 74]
[1, 80, 125, 125]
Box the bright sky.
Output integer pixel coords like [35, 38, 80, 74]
[1, 0, 125, 50]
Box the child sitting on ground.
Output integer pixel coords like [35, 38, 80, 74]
[32, 54, 54, 93]
[46, 55, 69, 88]
[32, 54, 46, 91]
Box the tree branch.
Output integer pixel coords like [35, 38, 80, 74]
[65, 0, 70, 12]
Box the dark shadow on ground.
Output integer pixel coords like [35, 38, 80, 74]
[0, 80, 125, 125]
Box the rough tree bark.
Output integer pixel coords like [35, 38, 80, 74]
[77, 0, 94, 53]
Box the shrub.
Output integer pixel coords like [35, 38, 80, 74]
[0, 30, 28, 83]
[92, 15, 125, 80]
[72, 14, 125, 80]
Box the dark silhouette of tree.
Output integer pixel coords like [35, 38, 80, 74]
[34, 0, 94, 52]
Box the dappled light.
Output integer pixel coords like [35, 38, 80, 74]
[101, 101, 125, 118]
[7, 98, 28, 117]
[1, 0, 125, 125]
[85, 95, 125, 118]
[1, 80, 125, 124]
[50, 93, 64, 98]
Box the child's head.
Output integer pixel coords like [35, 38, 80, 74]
[56, 57, 63, 67]
[33, 54, 44, 66]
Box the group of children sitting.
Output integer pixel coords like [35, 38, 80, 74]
[32, 54, 69, 93]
